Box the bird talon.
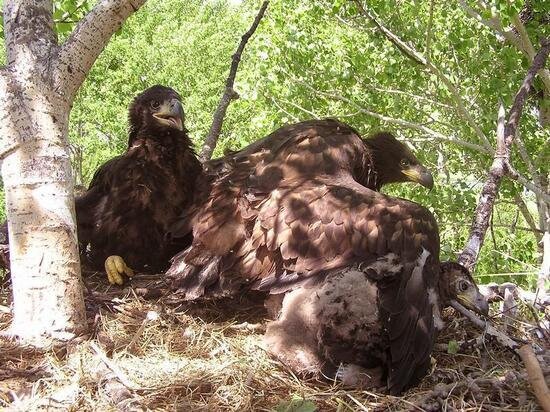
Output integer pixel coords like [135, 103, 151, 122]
[105, 255, 134, 285]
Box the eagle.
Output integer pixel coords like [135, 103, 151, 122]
[167, 118, 434, 298]
[164, 118, 485, 393]
[264, 260, 488, 394]
[76, 85, 204, 284]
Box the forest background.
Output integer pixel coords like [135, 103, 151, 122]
[0, 0, 548, 288]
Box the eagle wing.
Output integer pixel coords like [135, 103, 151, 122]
[168, 118, 369, 255]
[168, 171, 439, 293]
[168, 174, 440, 393]
[75, 156, 120, 251]
[76, 146, 195, 271]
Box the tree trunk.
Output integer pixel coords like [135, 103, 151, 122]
[0, 83, 85, 341]
[0, 0, 146, 345]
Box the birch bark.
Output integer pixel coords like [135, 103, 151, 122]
[0, 0, 146, 344]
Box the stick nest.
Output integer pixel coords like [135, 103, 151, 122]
[0, 271, 548, 411]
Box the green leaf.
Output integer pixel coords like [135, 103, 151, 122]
[275, 396, 318, 412]
[447, 340, 459, 354]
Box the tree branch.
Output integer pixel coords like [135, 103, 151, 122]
[449, 300, 520, 349]
[517, 175, 550, 204]
[514, 193, 543, 243]
[275, 96, 320, 119]
[360, 82, 454, 109]
[54, 0, 147, 101]
[451, 300, 550, 411]
[425, 0, 435, 63]
[514, 131, 544, 192]
[458, 1, 515, 44]
[200, 1, 269, 162]
[460, 1, 550, 95]
[353, 0, 425, 65]
[458, 39, 550, 272]
[268, 96, 300, 122]
[298, 83, 492, 154]
[353, 1, 493, 150]
[511, 14, 550, 95]
[3, 0, 57, 66]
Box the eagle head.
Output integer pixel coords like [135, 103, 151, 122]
[128, 85, 186, 145]
[440, 261, 489, 315]
[365, 132, 434, 189]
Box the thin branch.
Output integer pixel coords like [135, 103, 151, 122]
[458, 39, 550, 272]
[200, 1, 269, 162]
[353, 0, 425, 65]
[299, 83, 491, 154]
[449, 300, 519, 350]
[514, 131, 544, 189]
[276, 96, 320, 119]
[90, 342, 139, 390]
[425, 0, 435, 64]
[460, 1, 550, 95]
[458, 0, 514, 43]
[514, 193, 543, 242]
[54, 0, 147, 101]
[268, 96, 300, 122]
[517, 174, 550, 204]
[511, 14, 550, 95]
[360, 82, 454, 109]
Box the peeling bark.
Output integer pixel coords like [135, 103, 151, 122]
[458, 39, 550, 273]
[0, 0, 146, 345]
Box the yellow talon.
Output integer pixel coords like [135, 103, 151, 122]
[104, 255, 134, 285]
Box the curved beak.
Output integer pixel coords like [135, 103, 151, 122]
[402, 165, 434, 190]
[153, 98, 184, 131]
[457, 289, 489, 316]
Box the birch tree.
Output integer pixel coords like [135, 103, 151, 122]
[0, 0, 146, 344]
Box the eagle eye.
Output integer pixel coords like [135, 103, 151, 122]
[400, 159, 410, 167]
[459, 280, 469, 292]
[150, 100, 160, 110]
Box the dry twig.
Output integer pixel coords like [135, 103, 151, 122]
[518, 344, 550, 411]
[90, 341, 139, 390]
[200, 1, 269, 161]
[450, 300, 550, 411]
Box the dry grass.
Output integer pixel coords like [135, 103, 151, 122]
[0, 272, 547, 411]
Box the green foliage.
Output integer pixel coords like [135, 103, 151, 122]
[447, 339, 459, 354]
[275, 396, 318, 412]
[1, 0, 547, 287]
[53, 0, 93, 35]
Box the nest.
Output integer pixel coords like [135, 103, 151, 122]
[0, 271, 548, 411]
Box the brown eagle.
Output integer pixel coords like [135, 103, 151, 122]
[76, 85, 204, 284]
[165, 118, 485, 393]
[167, 118, 434, 298]
[265, 260, 488, 394]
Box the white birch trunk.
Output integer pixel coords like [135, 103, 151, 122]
[0, 0, 146, 345]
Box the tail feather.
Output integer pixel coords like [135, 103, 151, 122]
[167, 248, 222, 300]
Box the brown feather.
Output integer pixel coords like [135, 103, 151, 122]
[165, 119, 441, 395]
[77, 86, 204, 273]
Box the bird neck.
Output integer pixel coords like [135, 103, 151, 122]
[358, 151, 383, 191]
[129, 129, 193, 155]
